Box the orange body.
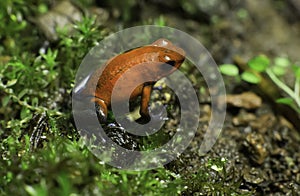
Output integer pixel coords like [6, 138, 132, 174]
[76, 39, 185, 122]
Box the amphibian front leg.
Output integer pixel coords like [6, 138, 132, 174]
[136, 82, 154, 123]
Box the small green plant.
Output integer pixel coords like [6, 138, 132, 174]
[220, 55, 300, 113]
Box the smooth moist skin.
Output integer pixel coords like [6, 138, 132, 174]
[75, 38, 185, 123]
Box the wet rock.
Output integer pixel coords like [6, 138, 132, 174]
[243, 167, 265, 184]
[232, 109, 256, 126]
[89, 7, 110, 25]
[288, 0, 300, 17]
[104, 126, 138, 150]
[226, 92, 262, 109]
[193, 0, 228, 15]
[243, 132, 268, 165]
[36, 1, 109, 41]
[36, 1, 83, 41]
[250, 113, 276, 133]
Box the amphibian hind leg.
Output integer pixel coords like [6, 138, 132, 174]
[91, 97, 108, 123]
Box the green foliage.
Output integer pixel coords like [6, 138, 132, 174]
[0, 0, 27, 55]
[58, 16, 107, 88]
[274, 57, 290, 67]
[236, 8, 249, 20]
[219, 64, 239, 76]
[1, 135, 247, 195]
[220, 55, 300, 113]
[248, 55, 270, 72]
[0, 48, 62, 119]
[153, 15, 167, 27]
[0, 6, 107, 136]
[0, 0, 55, 56]
[241, 71, 261, 84]
[1, 133, 188, 195]
[266, 64, 300, 113]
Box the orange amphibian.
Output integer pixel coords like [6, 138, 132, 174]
[74, 38, 185, 122]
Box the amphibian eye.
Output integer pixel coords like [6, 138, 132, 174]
[167, 60, 176, 66]
[164, 55, 171, 61]
[164, 55, 176, 66]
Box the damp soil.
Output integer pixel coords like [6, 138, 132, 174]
[128, 0, 300, 194]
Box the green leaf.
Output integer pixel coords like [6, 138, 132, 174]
[6, 79, 18, 87]
[57, 173, 72, 196]
[271, 66, 286, 76]
[274, 57, 290, 67]
[293, 64, 300, 79]
[2, 95, 10, 107]
[38, 3, 48, 14]
[276, 97, 294, 105]
[25, 180, 48, 196]
[154, 15, 166, 26]
[20, 107, 30, 119]
[248, 55, 270, 72]
[31, 97, 39, 107]
[241, 71, 260, 84]
[219, 64, 239, 76]
[297, 69, 300, 79]
[237, 8, 248, 19]
[18, 88, 28, 99]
